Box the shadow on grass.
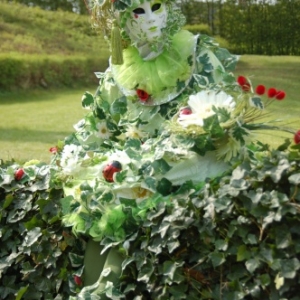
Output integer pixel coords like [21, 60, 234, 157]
[0, 127, 71, 143]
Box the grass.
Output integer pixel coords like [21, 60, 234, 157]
[0, 88, 89, 163]
[0, 55, 299, 163]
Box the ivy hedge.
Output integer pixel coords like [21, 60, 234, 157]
[1, 141, 300, 299]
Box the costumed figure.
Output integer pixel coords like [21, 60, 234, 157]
[51, 0, 296, 298]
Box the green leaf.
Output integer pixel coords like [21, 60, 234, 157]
[111, 96, 127, 115]
[210, 252, 225, 267]
[203, 114, 224, 137]
[15, 285, 29, 300]
[193, 74, 209, 87]
[245, 257, 260, 273]
[249, 96, 264, 109]
[237, 245, 251, 262]
[23, 227, 42, 247]
[163, 261, 178, 280]
[60, 195, 74, 215]
[2, 194, 13, 209]
[289, 173, 300, 185]
[144, 177, 156, 191]
[232, 125, 248, 144]
[281, 258, 300, 279]
[81, 92, 94, 108]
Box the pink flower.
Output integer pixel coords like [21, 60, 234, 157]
[14, 168, 25, 181]
[294, 130, 300, 144]
[136, 89, 149, 102]
[49, 146, 58, 154]
[267, 87, 277, 98]
[255, 85, 265, 95]
[275, 90, 286, 100]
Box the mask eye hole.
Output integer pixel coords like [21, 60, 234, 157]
[151, 3, 161, 12]
[133, 8, 145, 14]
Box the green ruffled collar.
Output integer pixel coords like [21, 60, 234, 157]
[111, 30, 197, 106]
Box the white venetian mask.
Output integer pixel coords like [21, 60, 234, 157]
[125, 1, 168, 44]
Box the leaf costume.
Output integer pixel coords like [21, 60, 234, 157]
[50, 0, 297, 298]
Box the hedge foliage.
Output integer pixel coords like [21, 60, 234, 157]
[183, 0, 300, 55]
[1, 142, 300, 299]
[0, 54, 107, 91]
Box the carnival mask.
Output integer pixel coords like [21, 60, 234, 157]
[125, 1, 168, 44]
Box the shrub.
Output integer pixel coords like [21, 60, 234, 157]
[184, 23, 212, 36]
[1, 142, 300, 299]
[0, 54, 108, 91]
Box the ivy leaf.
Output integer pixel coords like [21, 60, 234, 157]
[193, 74, 209, 87]
[176, 80, 186, 93]
[23, 227, 42, 247]
[210, 252, 225, 267]
[81, 92, 94, 109]
[245, 257, 260, 273]
[249, 96, 264, 110]
[280, 258, 300, 279]
[237, 245, 251, 262]
[113, 0, 132, 11]
[203, 114, 224, 137]
[111, 96, 127, 115]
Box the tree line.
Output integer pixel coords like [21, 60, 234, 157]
[6, 0, 300, 55]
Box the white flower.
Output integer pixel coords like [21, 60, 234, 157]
[125, 125, 146, 139]
[60, 145, 83, 175]
[178, 90, 235, 127]
[96, 122, 112, 139]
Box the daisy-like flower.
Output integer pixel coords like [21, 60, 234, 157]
[96, 122, 112, 139]
[60, 144, 83, 175]
[178, 90, 235, 128]
[125, 124, 146, 139]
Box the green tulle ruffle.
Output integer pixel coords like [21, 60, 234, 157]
[111, 30, 197, 105]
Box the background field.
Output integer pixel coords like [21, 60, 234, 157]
[0, 55, 299, 163]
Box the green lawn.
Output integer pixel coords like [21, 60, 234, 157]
[0, 88, 88, 163]
[0, 55, 299, 163]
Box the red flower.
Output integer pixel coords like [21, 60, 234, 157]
[74, 275, 82, 286]
[49, 146, 58, 154]
[237, 75, 250, 92]
[14, 168, 25, 181]
[275, 90, 286, 100]
[136, 89, 149, 102]
[102, 161, 122, 182]
[294, 130, 300, 144]
[180, 107, 192, 115]
[267, 87, 277, 98]
[255, 85, 266, 95]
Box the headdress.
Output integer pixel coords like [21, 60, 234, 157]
[89, 0, 185, 64]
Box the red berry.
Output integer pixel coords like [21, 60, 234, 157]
[237, 76, 250, 92]
[14, 168, 25, 181]
[180, 107, 192, 115]
[255, 85, 266, 95]
[237, 75, 247, 86]
[74, 275, 82, 286]
[267, 87, 277, 98]
[294, 130, 300, 144]
[275, 90, 286, 100]
[102, 161, 122, 182]
[136, 89, 149, 102]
